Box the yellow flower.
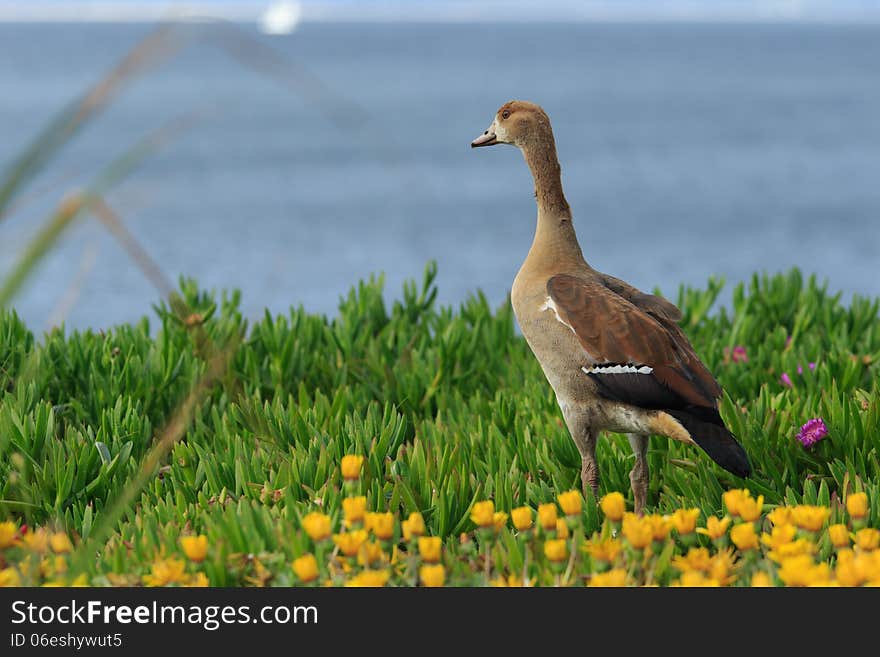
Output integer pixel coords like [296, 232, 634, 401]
[621, 513, 653, 549]
[340, 454, 364, 481]
[22, 528, 49, 553]
[588, 568, 628, 587]
[856, 550, 880, 580]
[669, 508, 700, 535]
[645, 514, 670, 541]
[0, 568, 22, 587]
[52, 556, 67, 574]
[0, 522, 18, 549]
[365, 512, 395, 540]
[493, 512, 509, 533]
[835, 550, 864, 587]
[333, 530, 368, 557]
[730, 522, 759, 551]
[358, 541, 385, 567]
[837, 550, 880, 585]
[722, 489, 750, 517]
[345, 569, 390, 587]
[537, 503, 558, 531]
[583, 538, 622, 563]
[292, 554, 319, 583]
[38, 557, 53, 578]
[738, 495, 764, 523]
[767, 539, 816, 564]
[751, 572, 774, 587]
[186, 572, 209, 587]
[710, 550, 736, 586]
[544, 539, 568, 563]
[672, 547, 712, 573]
[402, 512, 426, 540]
[599, 492, 626, 521]
[419, 564, 445, 587]
[697, 516, 731, 540]
[246, 558, 272, 587]
[846, 492, 868, 519]
[557, 490, 582, 516]
[855, 528, 880, 551]
[778, 555, 830, 587]
[143, 558, 188, 587]
[761, 524, 797, 550]
[766, 507, 793, 526]
[470, 501, 495, 528]
[828, 524, 851, 549]
[302, 512, 332, 541]
[49, 532, 73, 554]
[555, 518, 570, 539]
[418, 536, 442, 563]
[673, 571, 720, 587]
[180, 535, 208, 562]
[511, 506, 533, 531]
[791, 505, 830, 532]
[343, 496, 367, 526]
[491, 574, 531, 587]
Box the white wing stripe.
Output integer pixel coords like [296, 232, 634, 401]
[539, 296, 576, 334]
[582, 364, 654, 375]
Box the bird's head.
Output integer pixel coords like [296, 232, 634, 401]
[470, 100, 554, 150]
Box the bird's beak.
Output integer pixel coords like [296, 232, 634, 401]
[471, 129, 498, 148]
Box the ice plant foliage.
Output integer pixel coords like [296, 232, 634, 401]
[0, 459, 878, 587]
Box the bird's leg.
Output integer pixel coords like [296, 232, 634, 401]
[627, 433, 649, 515]
[574, 427, 600, 501]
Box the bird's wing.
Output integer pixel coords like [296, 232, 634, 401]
[597, 272, 682, 323]
[546, 273, 722, 412]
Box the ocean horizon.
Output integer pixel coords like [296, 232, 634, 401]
[1, 21, 879, 331]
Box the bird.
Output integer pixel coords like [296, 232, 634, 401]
[471, 100, 750, 514]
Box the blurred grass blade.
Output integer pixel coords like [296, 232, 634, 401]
[89, 198, 175, 299]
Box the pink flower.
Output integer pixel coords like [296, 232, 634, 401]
[796, 418, 828, 448]
[732, 346, 748, 363]
[781, 373, 793, 387]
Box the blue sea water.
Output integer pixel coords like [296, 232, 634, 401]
[1, 22, 879, 331]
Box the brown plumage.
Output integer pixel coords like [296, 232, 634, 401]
[546, 274, 721, 408]
[472, 100, 750, 513]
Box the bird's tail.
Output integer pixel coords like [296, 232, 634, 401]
[666, 409, 751, 478]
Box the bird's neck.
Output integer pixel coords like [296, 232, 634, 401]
[521, 139, 584, 269]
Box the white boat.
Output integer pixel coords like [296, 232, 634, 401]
[259, 1, 302, 35]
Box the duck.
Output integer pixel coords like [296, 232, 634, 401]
[471, 100, 750, 513]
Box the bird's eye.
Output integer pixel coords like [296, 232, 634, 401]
[501, 110, 511, 120]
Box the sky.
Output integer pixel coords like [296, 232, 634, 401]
[2, 1, 880, 22]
